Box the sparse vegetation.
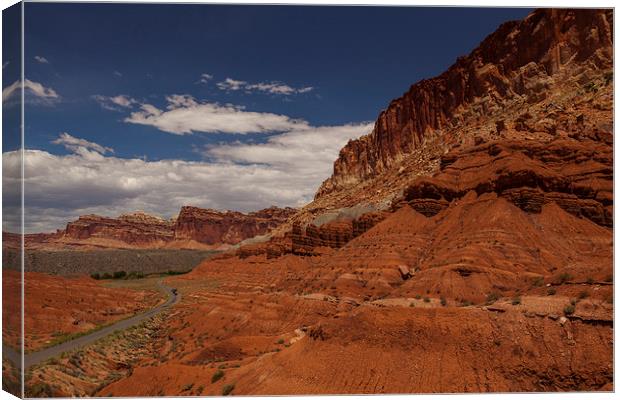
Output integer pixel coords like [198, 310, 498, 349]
[409, 302, 415, 307]
[440, 297, 447, 306]
[564, 304, 575, 315]
[532, 276, 544, 287]
[511, 296, 521, 305]
[222, 384, 235, 396]
[212, 370, 225, 383]
[586, 276, 594, 284]
[277, 338, 285, 344]
[547, 287, 556, 296]
[578, 290, 589, 300]
[423, 297, 430, 303]
[485, 292, 500, 304]
[113, 271, 127, 279]
[414, 294, 422, 300]
[556, 272, 573, 284]
[182, 383, 194, 392]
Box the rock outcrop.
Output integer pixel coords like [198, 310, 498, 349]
[174, 206, 296, 245]
[64, 212, 175, 246]
[400, 138, 613, 226]
[15, 207, 296, 250]
[291, 212, 388, 255]
[315, 9, 612, 201]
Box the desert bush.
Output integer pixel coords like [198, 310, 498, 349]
[532, 276, 544, 287]
[423, 297, 430, 303]
[182, 383, 194, 392]
[440, 297, 447, 306]
[277, 338, 285, 344]
[564, 304, 575, 315]
[547, 287, 556, 296]
[556, 272, 573, 284]
[222, 384, 235, 396]
[485, 292, 500, 304]
[212, 370, 225, 383]
[578, 290, 589, 300]
[90, 273, 100, 280]
[112, 271, 126, 279]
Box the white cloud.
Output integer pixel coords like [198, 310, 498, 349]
[34, 55, 49, 64]
[216, 78, 246, 91]
[92, 94, 137, 111]
[4, 123, 371, 233]
[114, 70, 123, 77]
[124, 94, 308, 135]
[216, 77, 313, 95]
[52, 132, 114, 155]
[2, 79, 59, 106]
[197, 73, 214, 84]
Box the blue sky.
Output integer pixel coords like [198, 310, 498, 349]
[3, 4, 532, 232]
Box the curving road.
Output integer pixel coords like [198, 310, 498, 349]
[3, 280, 179, 370]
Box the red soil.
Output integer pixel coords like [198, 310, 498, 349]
[2, 270, 163, 351]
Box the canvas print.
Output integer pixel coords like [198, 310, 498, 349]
[2, 2, 614, 397]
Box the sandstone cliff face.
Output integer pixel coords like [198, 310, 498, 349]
[174, 206, 295, 245]
[64, 212, 175, 246]
[399, 138, 612, 227]
[22, 207, 296, 250]
[315, 9, 613, 200]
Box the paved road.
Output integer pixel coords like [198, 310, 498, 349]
[3, 280, 179, 370]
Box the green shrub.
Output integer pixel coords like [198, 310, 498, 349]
[564, 304, 575, 315]
[277, 338, 285, 345]
[485, 292, 500, 304]
[414, 294, 422, 300]
[586, 276, 594, 284]
[578, 290, 589, 300]
[182, 383, 194, 392]
[423, 297, 430, 303]
[532, 276, 544, 287]
[102, 273, 113, 279]
[557, 272, 573, 284]
[112, 271, 127, 279]
[222, 384, 235, 396]
[547, 287, 556, 296]
[440, 297, 447, 306]
[212, 370, 224, 383]
[90, 273, 100, 280]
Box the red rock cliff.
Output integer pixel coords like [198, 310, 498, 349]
[316, 9, 613, 199]
[174, 206, 296, 245]
[46, 207, 296, 249]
